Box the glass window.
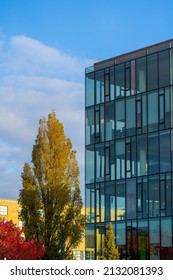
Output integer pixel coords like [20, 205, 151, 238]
[115, 64, 124, 97]
[149, 219, 160, 260]
[148, 176, 159, 218]
[166, 174, 171, 215]
[126, 178, 136, 219]
[86, 108, 94, 145]
[110, 141, 115, 180]
[86, 73, 94, 107]
[148, 90, 158, 132]
[161, 218, 172, 259]
[116, 222, 126, 245]
[137, 135, 147, 176]
[105, 73, 110, 99]
[116, 181, 125, 220]
[86, 146, 95, 184]
[115, 100, 125, 138]
[100, 105, 104, 142]
[0, 206, 8, 215]
[95, 70, 104, 104]
[86, 224, 95, 255]
[160, 130, 171, 172]
[126, 97, 136, 136]
[96, 144, 104, 182]
[131, 60, 136, 95]
[138, 220, 149, 260]
[86, 185, 95, 223]
[165, 87, 170, 128]
[171, 49, 173, 85]
[142, 93, 147, 133]
[105, 181, 115, 221]
[147, 54, 158, 91]
[137, 99, 142, 128]
[110, 67, 115, 100]
[143, 178, 148, 218]
[125, 67, 130, 96]
[159, 50, 169, 88]
[105, 102, 115, 141]
[159, 94, 164, 124]
[116, 140, 125, 179]
[136, 57, 146, 93]
[148, 133, 159, 175]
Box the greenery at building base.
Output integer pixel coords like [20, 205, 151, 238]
[101, 222, 120, 260]
[19, 111, 85, 259]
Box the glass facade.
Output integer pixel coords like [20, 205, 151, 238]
[85, 39, 173, 260]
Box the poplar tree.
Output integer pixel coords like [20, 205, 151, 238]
[19, 112, 85, 259]
[101, 223, 120, 260]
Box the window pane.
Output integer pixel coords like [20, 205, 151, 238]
[148, 133, 159, 175]
[116, 181, 125, 220]
[159, 50, 169, 87]
[160, 130, 171, 172]
[126, 97, 136, 136]
[147, 54, 158, 91]
[126, 178, 136, 219]
[136, 57, 146, 93]
[105, 181, 115, 221]
[86, 73, 94, 107]
[86, 108, 94, 145]
[149, 219, 160, 259]
[95, 70, 104, 104]
[137, 135, 147, 176]
[115, 100, 125, 138]
[96, 144, 104, 182]
[115, 64, 124, 97]
[148, 91, 158, 132]
[105, 102, 114, 141]
[116, 140, 125, 179]
[86, 146, 95, 184]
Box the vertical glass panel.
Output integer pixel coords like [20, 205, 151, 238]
[160, 180, 165, 210]
[100, 105, 104, 142]
[136, 57, 146, 93]
[171, 49, 173, 85]
[116, 180, 125, 220]
[148, 176, 159, 218]
[143, 178, 148, 218]
[159, 94, 164, 124]
[131, 60, 136, 95]
[125, 67, 130, 96]
[115, 64, 124, 97]
[105, 73, 110, 99]
[100, 183, 105, 222]
[105, 147, 110, 176]
[86, 224, 95, 260]
[131, 136, 136, 177]
[126, 97, 136, 136]
[126, 143, 131, 177]
[96, 187, 100, 222]
[147, 54, 158, 91]
[110, 141, 115, 180]
[148, 90, 158, 132]
[96, 144, 104, 182]
[142, 93, 147, 133]
[161, 218, 172, 259]
[86, 185, 95, 223]
[95, 109, 100, 139]
[95, 70, 104, 104]
[86, 108, 94, 145]
[137, 135, 148, 176]
[166, 174, 171, 215]
[116, 140, 125, 179]
[86, 146, 95, 184]
[105, 102, 115, 141]
[149, 219, 160, 259]
[86, 73, 94, 107]
[165, 87, 170, 128]
[126, 178, 136, 219]
[115, 100, 125, 138]
[148, 133, 159, 175]
[116, 222, 126, 245]
[96, 224, 105, 259]
[110, 66, 115, 100]
[138, 220, 149, 260]
[160, 130, 171, 172]
[138, 183, 142, 212]
[137, 99, 142, 128]
[159, 50, 169, 88]
[105, 181, 115, 221]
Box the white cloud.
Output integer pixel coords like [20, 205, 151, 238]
[0, 35, 95, 200]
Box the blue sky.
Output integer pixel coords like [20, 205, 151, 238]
[0, 0, 172, 200]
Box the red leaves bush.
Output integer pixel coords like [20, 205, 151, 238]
[0, 219, 45, 260]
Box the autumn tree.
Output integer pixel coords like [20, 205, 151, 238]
[0, 219, 45, 260]
[19, 112, 85, 259]
[101, 223, 120, 260]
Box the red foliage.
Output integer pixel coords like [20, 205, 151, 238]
[0, 219, 45, 260]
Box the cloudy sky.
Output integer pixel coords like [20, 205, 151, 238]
[0, 0, 173, 201]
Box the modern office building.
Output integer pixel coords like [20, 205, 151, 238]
[85, 39, 173, 260]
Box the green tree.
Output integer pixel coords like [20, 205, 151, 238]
[101, 223, 120, 260]
[19, 112, 85, 259]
